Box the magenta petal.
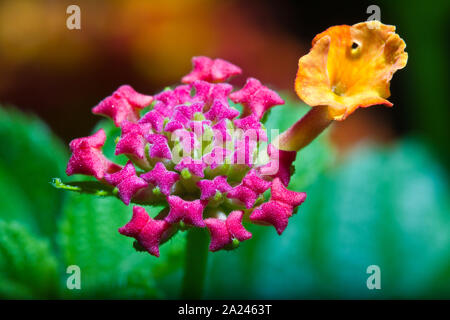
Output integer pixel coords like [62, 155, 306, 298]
[182, 56, 241, 84]
[229, 77, 284, 120]
[242, 170, 271, 194]
[204, 99, 239, 122]
[92, 95, 136, 127]
[211, 120, 232, 144]
[202, 147, 230, 170]
[226, 211, 252, 241]
[69, 128, 106, 150]
[104, 161, 136, 186]
[116, 176, 148, 205]
[153, 85, 192, 117]
[141, 162, 179, 196]
[165, 196, 206, 227]
[92, 85, 151, 126]
[115, 85, 153, 108]
[258, 144, 296, 186]
[204, 218, 231, 251]
[270, 178, 307, 208]
[197, 176, 231, 200]
[250, 200, 291, 235]
[232, 137, 257, 167]
[147, 134, 172, 160]
[175, 157, 206, 178]
[104, 161, 148, 205]
[137, 218, 171, 257]
[119, 206, 150, 237]
[210, 58, 242, 82]
[227, 185, 258, 209]
[233, 114, 267, 142]
[175, 102, 204, 119]
[191, 80, 232, 106]
[115, 121, 150, 159]
[139, 110, 165, 133]
[119, 206, 171, 257]
[66, 129, 120, 180]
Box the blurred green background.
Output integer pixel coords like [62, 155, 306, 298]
[0, 0, 449, 299]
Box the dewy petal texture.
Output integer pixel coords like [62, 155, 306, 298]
[119, 206, 171, 257]
[140, 162, 179, 196]
[165, 196, 206, 227]
[66, 129, 121, 180]
[182, 56, 242, 83]
[229, 77, 284, 120]
[295, 21, 408, 120]
[205, 210, 251, 251]
[104, 161, 148, 205]
[92, 85, 153, 126]
[250, 178, 306, 235]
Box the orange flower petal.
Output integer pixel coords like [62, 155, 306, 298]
[295, 21, 408, 120]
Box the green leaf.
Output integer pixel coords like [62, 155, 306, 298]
[0, 106, 68, 239]
[59, 192, 185, 298]
[0, 220, 59, 298]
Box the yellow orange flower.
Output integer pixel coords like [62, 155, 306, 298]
[295, 21, 408, 120]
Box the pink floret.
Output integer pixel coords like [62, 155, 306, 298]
[258, 144, 296, 186]
[227, 185, 259, 209]
[146, 134, 172, 160]
[66, 129, 121, 180]
[92, 85, 152, 127]
[175, 157, 207, 178]
[250, 178, 306, 234]
[204, 210, 251, 252]
[115, 121, 151, 159]
[233, 114, 267, 142]
[165, 196, 207, 227]
[114, 85, 153, 109]
[202, 147, 231, 170]
[197, 176, 232, 200]
[153, 85, 192, 117]
[226, 211, 252, 242]
[104, 161, 148, 205]
[242, 170, 271, 194]
[191, 80, 232, 106]
[182, 56, 241, 84]
[139, 110, 165, 133]
[227, 170, 270, 208]
[119, 206, 171, 257]
[229, 77, 284, 120]
[140, 162, 179, 196]
[204, 99, 239, 122]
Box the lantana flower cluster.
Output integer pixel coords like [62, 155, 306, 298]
[66, 56, 306, 257]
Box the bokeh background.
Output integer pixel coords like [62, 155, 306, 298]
[0, 0, 449, 299]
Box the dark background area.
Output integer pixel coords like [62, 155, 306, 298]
[0, 0, 448, 169]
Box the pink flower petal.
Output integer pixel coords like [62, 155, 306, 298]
[229, 77, 284, 120]
[147, 134, 172, 160]
[104, 161, 148, 205]
[204, 218, 231, 251]
[141, 162, 180, 196]
[119, 206, 171, 257]
[66, 129, 121, 180]
[197, 176, 232, 200]
[204, 99, 239, 122]
[226, 210, 252, 241]
[182, 56, 241, 84]
[165, 196, 206, 227]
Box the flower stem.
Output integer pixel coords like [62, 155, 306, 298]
[181, 228, 209, 299]
[273, 106, 333, 151]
